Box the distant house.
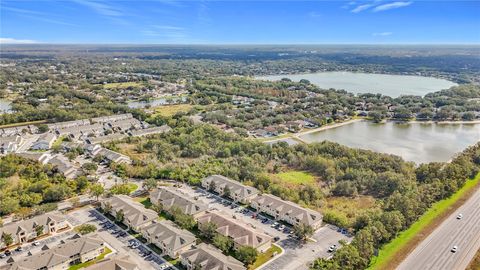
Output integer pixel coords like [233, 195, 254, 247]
[141, 220, 196, 258]
[102, 195, 158, 231]
[96, 148, 131, 165]
[31, 132, 57, 150]
[0, 135, 23, 154]
[47, 119, 91, 130]
[86, 133, 127, 144]
[47, 154, 80, 179]
[54, 123, 104, 139]
[91, 113, 134, 124]
[150, 186, 208, 218]
[180, 243, 246, 270]
[0, 211, 68, 249]
[129, 125, 171, 137]
[1, 235, 105, 270]
[197, 211, 272, 252]
[250, 194, 323, 230]
[201, 175, 259, 203]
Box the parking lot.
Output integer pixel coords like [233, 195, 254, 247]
[66, 207, 176, 270]
[0, 229, 77, 265]
[183, 185, 352, 270]
[184, 185, 292, 242]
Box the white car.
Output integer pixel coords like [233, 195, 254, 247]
[32, 241, 40, 246]
[456, 214, 463, 220]
[328, 244, 337, 252]
[451, 246, 458, 253]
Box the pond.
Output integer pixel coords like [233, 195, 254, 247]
[0, 99, 12, 113]
[127, 96, 187, 109]
[298, 121, 480, 164]
[256, 72, 457, 97]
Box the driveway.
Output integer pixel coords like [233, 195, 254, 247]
[261, 225, 351, 270]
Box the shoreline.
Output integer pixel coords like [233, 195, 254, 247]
[262, 118, 480, 144]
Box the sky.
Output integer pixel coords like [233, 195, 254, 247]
[0, 0, 479, 44]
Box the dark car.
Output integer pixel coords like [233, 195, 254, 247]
[273, 236, 280, 241]
[4, 250, 12, 256]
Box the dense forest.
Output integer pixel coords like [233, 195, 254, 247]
[103, 116, 480, 269]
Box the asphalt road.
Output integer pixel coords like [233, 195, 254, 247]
[398, 186, 480, 270]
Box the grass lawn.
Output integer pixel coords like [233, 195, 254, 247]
[0, 120, 47, 129]
[103, 82, 142, 89]
[68, 247, 112, 270]
[126, 182, 138, 193]
[51, 135, 67, 149]
[134, 196, 152, 208]
[271, 171, 316, 185]
[369, 173, 480, 270]
[249, 244, 282, 270]
[152, 104, 193, 117]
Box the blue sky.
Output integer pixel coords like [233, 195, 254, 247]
[1, 0, 479, 44]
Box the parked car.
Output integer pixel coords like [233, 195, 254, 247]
[273, 236, 280, 241]
[457, 214, 463, 220]
[0, 253, 6, 259]
[451, 246, 458, 253]
[15, 246, 23, 252]
[328, 245, 337, 253]
[32, 241, 40, 246]
[4, 250, 11, 256]
[271, 222, 279, 228]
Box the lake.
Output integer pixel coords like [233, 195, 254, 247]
[257, 72, 457, 97]
[0, 99, 12, 113]
[127, 96, 186, 109]
[299, 121, 480, 164]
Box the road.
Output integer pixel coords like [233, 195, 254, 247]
[398, 186, 480, 270]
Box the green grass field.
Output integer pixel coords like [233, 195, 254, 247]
[272, 171, 316, 185]
[68, 247, 112, 270]
[249, 244, 282, 270]
[103, 82, 142, 89]
[369, 173, 480, 270]
[152, 104, 193, 116]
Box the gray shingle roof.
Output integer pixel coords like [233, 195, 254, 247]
[1, 235, 104, 270]
[150, 187, 208, 216]
[180, 243, 246, 270]
[197, 211, 271, 249]
[104, 195, 158, 228]
[142, 220, 196, 252]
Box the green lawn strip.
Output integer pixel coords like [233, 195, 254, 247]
[369, 174, 480, 270]
[126, 182, 138, 193]
[0, 120, 47, 129]
[249, 244, 282, 270]
[68, 247, 112, 270]
[134, 197, 153, 208]
[273, 171, 316, 185]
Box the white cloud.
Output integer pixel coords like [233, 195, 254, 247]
[373, 1, 412, 12]
[373, 32, 393, 36]
[351, 4, 374, 13]
[73, 0, 123, 17]
[0, 37, 38, 44]
[142, 25, 187, 41]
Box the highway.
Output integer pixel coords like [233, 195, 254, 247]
[398, 186, 480, 270]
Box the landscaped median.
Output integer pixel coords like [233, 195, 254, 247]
[368, 173, 480, 270]
[250, 244, 283, 270]
[68, 247, 112, 270]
